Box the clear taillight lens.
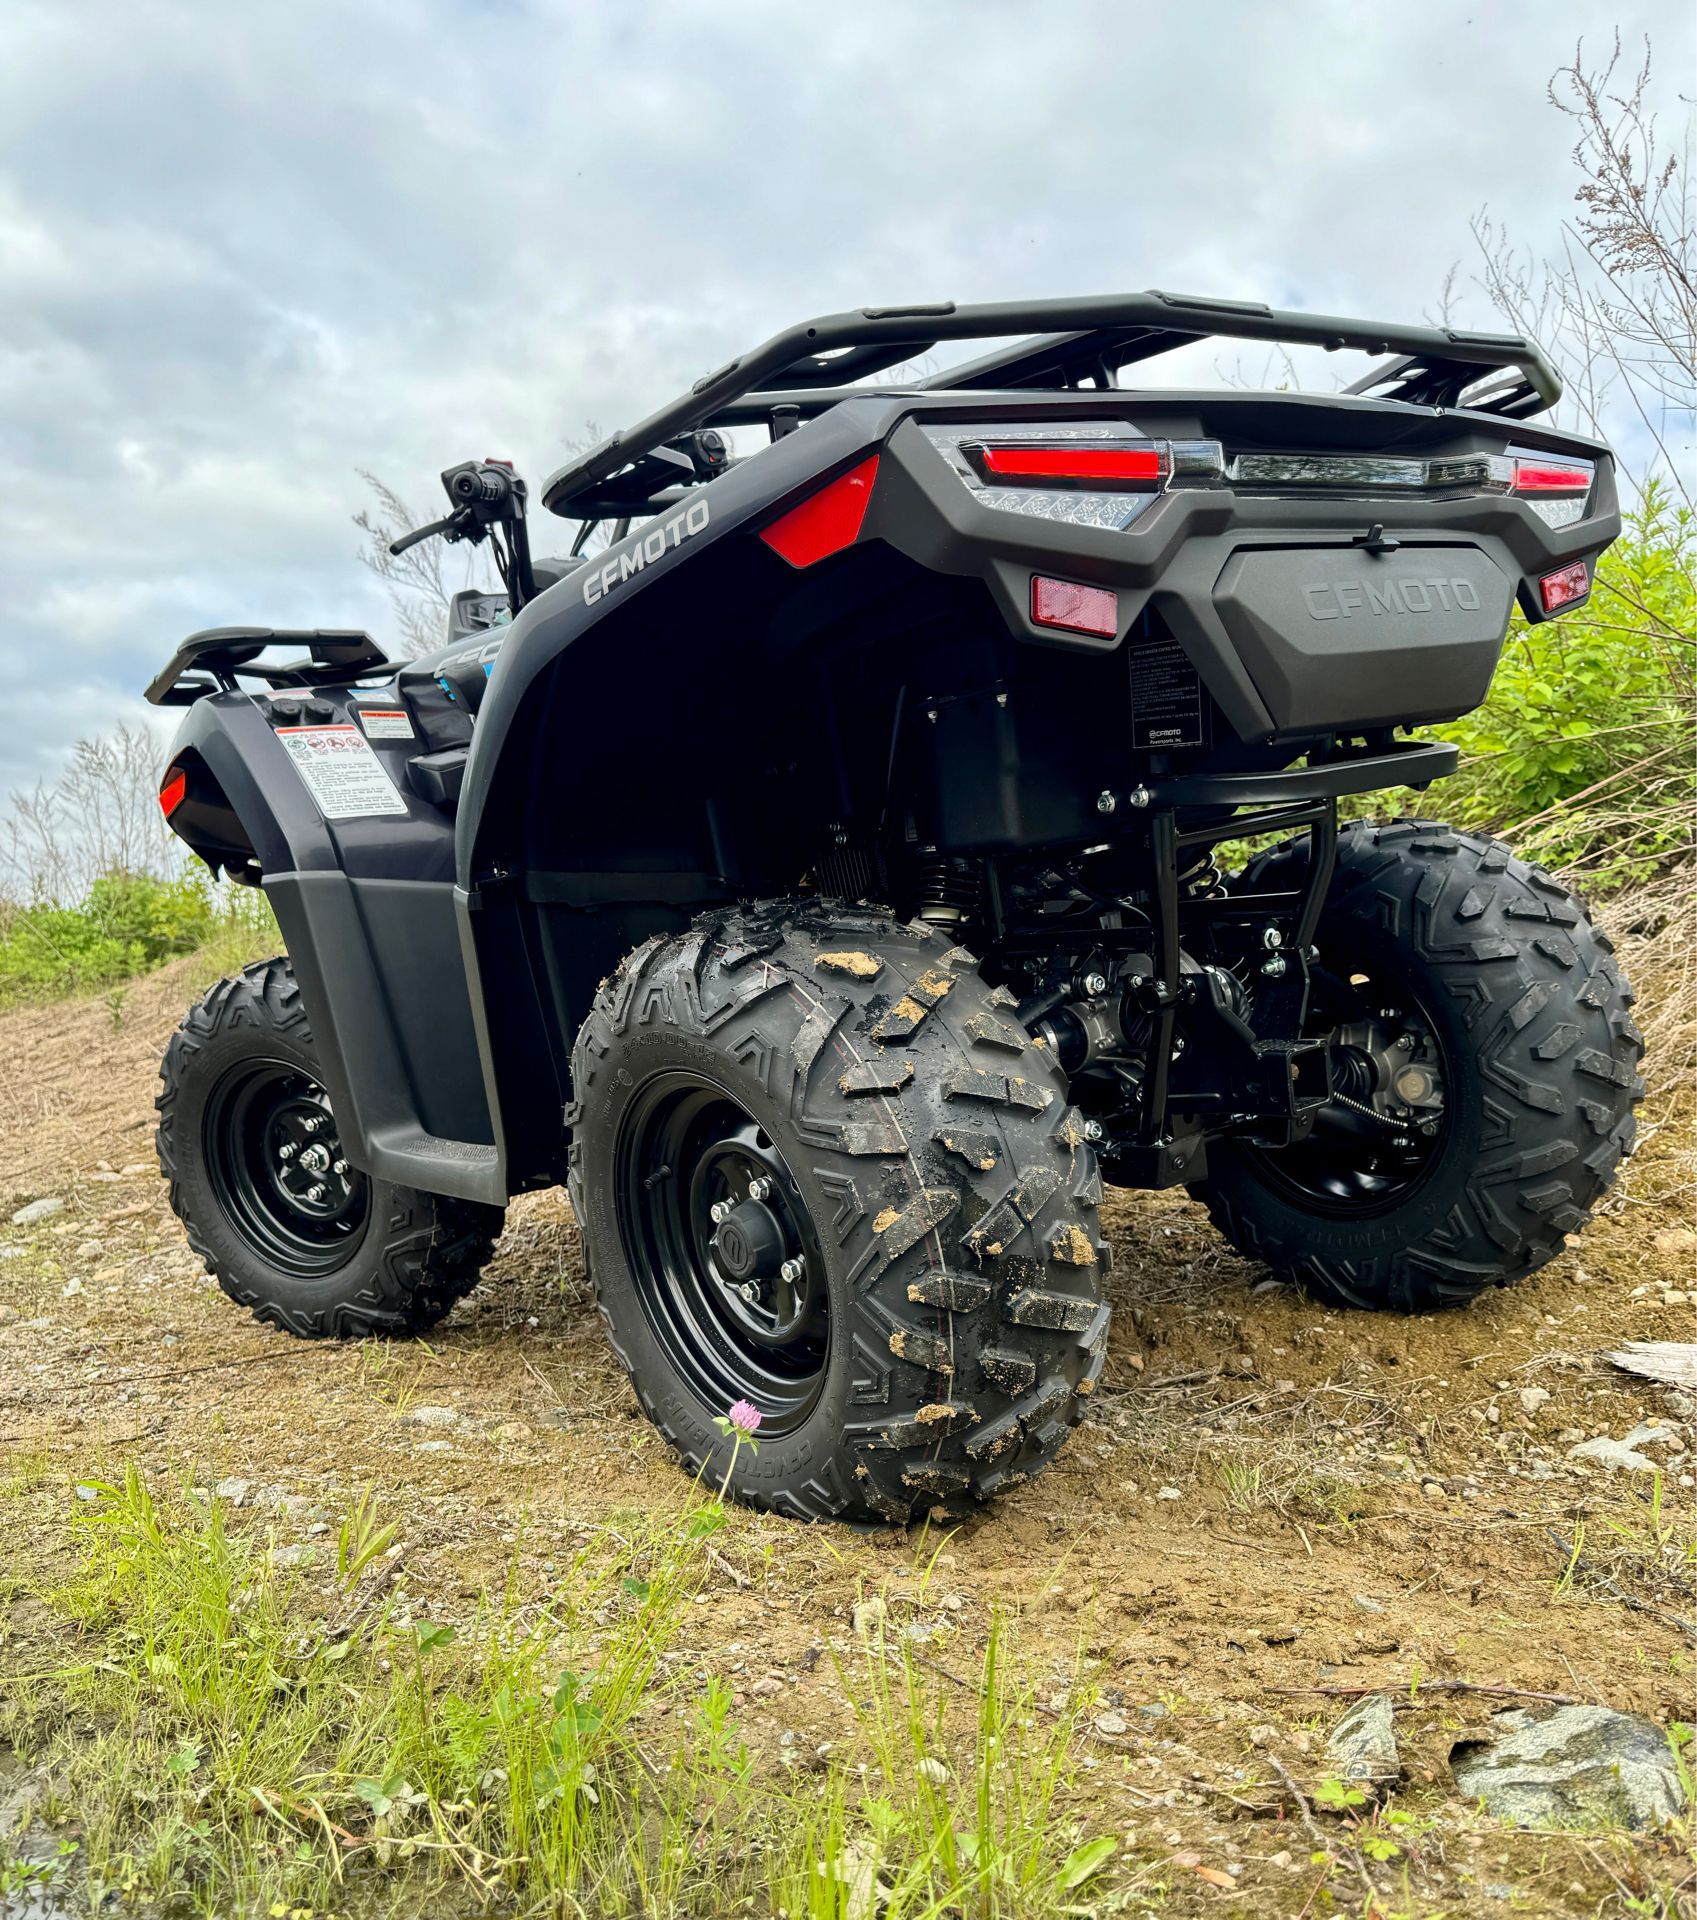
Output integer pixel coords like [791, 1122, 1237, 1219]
[921, 422, 1222, 531]
[1227, 446, 1596, 530]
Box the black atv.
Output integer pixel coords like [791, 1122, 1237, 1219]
[147, 292, 1642, 1523]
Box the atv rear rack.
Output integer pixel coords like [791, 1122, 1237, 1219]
[542, 291, 1563, 517]
[145, 628, 390, 707]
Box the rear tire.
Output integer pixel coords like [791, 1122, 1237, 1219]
[1197, 821, 1644, 1313]
[567, 904, 1109, 1523]
[157, 957, 503, 1337]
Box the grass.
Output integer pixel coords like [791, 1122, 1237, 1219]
[0, 872, 276, 1010]
[0, 1466, 1120, 1919]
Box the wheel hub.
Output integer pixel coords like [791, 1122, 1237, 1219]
[203, 1060, 370, 1276]
[710, 1196, 786, 1284]
[1330, 1016, 1446, 1139]
[264, 1094, 358, 1221]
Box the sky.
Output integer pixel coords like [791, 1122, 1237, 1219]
[0, 0, 1690, 796]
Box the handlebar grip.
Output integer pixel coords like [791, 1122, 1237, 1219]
[449, 465, 513, 506]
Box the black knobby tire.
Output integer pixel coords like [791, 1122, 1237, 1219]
[157, 957, 503, 1337]
[566, 905, 1110, 1523]
[1197, 820, 1644, 1313]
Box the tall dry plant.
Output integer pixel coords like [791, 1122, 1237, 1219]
[1, 724, 182, 910]
[1471, 33, 1695, 494]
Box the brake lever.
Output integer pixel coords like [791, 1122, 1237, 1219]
[389, 512, 465, 557]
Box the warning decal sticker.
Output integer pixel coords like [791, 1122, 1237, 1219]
[353, 706, 415, 741]
[275, 726, 408, 819]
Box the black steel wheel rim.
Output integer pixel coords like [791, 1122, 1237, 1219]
[616, 1073, 830, 1434]
[203, 1059, 370, 1276]
[1249, 956, 1452, 1218]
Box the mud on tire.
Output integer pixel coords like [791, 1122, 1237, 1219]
[157, 957, 503, 1337]
[1197, 820, 1644, 1313]
[566, 905, 1109, 1523]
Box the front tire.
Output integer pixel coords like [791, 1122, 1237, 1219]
[157, 958, 503, 1337]
[1197, 821, 1644, 1313]
[567, 905, 1110, 1523]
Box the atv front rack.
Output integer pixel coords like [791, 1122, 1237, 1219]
[542, 291, 1563, 518]
[145, 628, 391, 707]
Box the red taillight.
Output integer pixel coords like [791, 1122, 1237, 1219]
[1539, 560, 1590, 612]
[1030, 575, 1118, 638]
[758, 455, 879, 568]
[1514, 460, 1592, 493]
[978, 445, 1166, 487]
[159, 768, 187, 819]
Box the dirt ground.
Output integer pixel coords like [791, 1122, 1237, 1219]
[1, 902, 1693, 1916]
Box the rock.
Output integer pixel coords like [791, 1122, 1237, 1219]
[11, 1197, 63, 1226]
[213, 1478, 251, 1505]
[492, 1420, 533, 1442]
[1420, 1479, 1447, 1500]
[1653, 1227, 1696, 1258]
[1094, 1709, 1130, 1736]
[74, 1238, 104, 1260]
[1325, 1694, 1400, 1788]
[1665, 1291, 1691, 1307]
[271, 1544, 316, 1568]
[750, 1676, 784, 1699]
[851, 1596, 887, 1636]
[1607, 1343, 1697, 1393]
[1156, 1485, 1182, 1501]
[60, 1277, 82, 1298]
[415, 1439, 454, 1453]
[406, 1405, 461, 1428]
[1451, 1706, 1687, 1830]
[1621, 1423, 1681, 1453]
[1567, 1437, 1658, 1474]
[1518, 1387, 1552, 1415]
[916, 1756, 950, 1784]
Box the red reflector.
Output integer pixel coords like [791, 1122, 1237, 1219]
[1514, 460, 1591, 493]
[1031, 575, 1118, 638]
[979, 445, 1165, 486]
[159, 769, 187, 818]
[758, 455, 879, 567]
[1539, 560, 1590, 613]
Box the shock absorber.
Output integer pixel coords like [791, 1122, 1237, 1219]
[910, 848, 983, 930]
[1177, 847, 1226, 900]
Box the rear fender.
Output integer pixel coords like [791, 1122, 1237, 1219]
[160, 692, 505, 1206]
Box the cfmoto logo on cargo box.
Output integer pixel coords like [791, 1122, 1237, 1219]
[582, 497, 710, 606]
[1302, 576, 1483, 621]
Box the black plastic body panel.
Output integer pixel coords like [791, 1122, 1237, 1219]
[1212, 544, 1512, 732]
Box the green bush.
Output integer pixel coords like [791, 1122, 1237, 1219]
[1344, 485, 1694, 893]
[1430, 485, 1694, 887]
[0, 871, 253, 1006]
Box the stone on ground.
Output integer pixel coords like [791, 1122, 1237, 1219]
[1450, 1706, 1686, 1830]
[1325, 1694, 1399, 1787]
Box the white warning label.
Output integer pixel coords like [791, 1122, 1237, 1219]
[275, 725, 408, 819]
[353, 706, 415, 741]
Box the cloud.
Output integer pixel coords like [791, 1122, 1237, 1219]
[0, 0, 1687, 793]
